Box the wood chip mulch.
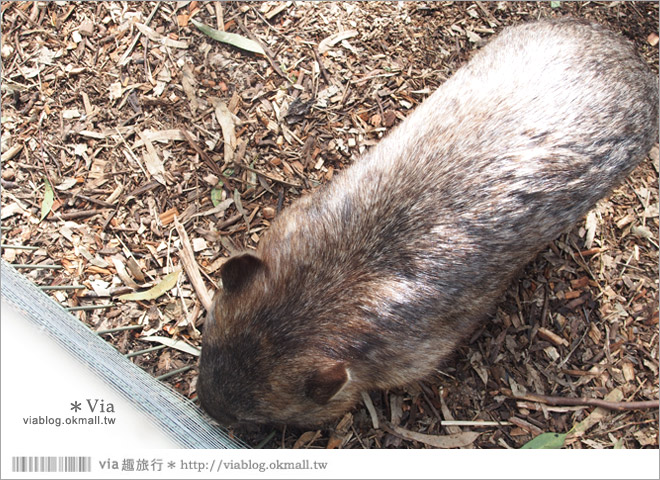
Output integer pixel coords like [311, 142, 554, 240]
[1, 1, 658, 449]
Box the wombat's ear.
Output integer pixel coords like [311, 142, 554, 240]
[220, 253, 265, 294]
[304, 362, 350, 405]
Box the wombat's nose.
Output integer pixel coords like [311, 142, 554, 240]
[204, 407, 239, 427]
[232, 422, 266, 434]
[197, 391, 240, 426]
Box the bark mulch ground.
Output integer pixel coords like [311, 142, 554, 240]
[1, 1, 658, 449]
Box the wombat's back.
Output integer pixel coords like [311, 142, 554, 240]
[265, 17, 658, 330]
[315, 17, 658, 257]
[199, 18, 658, 427]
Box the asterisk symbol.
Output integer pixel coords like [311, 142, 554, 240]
[70, 401, 82, 412]
[167, 462, 176, 469]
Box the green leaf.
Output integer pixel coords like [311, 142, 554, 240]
[520, 432, 567, 449]
[211, 182, 224, 207]
[550, 1, 561, 8]
[191, 19, 265, 55]
[119, 270, 181, 301]
[140, 335, 200, 357]
[40, 177, 54, 222]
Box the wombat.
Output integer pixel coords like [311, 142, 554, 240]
[197, 18, 658, 427]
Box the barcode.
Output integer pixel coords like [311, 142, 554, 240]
[11, 456, 91, 473]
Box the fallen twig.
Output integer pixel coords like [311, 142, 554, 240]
[506, 390, 659, 411]
[58, 209, 112, 220]
[119, 2, 161, 66]
[181, 128, 224, 177]
[311, 45, 331, 85]
[234, 162, 302, 188]
[218, 213, 242, 230]
[173, 217, 213, 311]
[441, 420, 512, 427]
[237, 16, 287, 80]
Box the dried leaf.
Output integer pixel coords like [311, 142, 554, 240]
[0, 202, 28, 220]
[361, 392, 379, 429]
[234, 189, 246, 216]
[318, 29, 359, 54]
[132, 129, 186, 148]
[78, 130, 107, 140]
[621, 362, 635, 382]
[87, 158, 108, 188]
[470, 351, 488, 386]
[520, 432, 567, 449]
[138, 131, 168, 186]
[40, 177, 54, 222]
[112, 256, 140, 289]
[126, 256, 145, 282]
[631, 225, 653, 240]
[584, 211, 597, 249]
[569, 387, 624, 437]
[466, 29, 481, 43]
[119, 270, 181, 301]
[141, 335, 200, 357]
[196, 198, 234, 218]
[211, 183, 225, 207]
[55, 177, 78, 191]
[79, 246, 109, 268]
[181, 62, 199, 112]
[89, 279, 111, 297]
[633, 430, 657, 447]
[210, 98, 238, 164]
[191, 19, 265, 55]
[135, 23, 189, 48]
[387, 423, 480, 448]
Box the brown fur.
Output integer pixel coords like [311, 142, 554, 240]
[197, 18, 658, 427]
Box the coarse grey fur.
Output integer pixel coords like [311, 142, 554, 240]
[197, 18, 658, 427]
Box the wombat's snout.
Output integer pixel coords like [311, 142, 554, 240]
[197, 17, 658, 427]
[199, 270, 363, 427]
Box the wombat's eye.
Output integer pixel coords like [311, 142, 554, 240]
[304, 361, 349, 404]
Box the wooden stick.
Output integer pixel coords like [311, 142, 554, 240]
[181, 128, 224, 177]
[236, 16, 288, 80]
[507, 391, 659, 411]
[58, 209, 112, 220]
[173, 217, 213, 311]
[118, 2, 161, 66]
[235, 163, 302, 188]
[217, 213, 242, 230]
